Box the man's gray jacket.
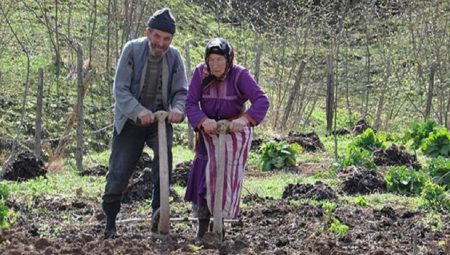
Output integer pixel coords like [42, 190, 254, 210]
[113, 37, 188, 134]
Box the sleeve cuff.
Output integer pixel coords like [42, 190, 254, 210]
[243, 113, 257, 127]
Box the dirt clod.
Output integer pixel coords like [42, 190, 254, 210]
[286, 131, 324, 152]
[1, 150, 47, 181]
[373, 144, 421, 170]
[340, 166, 387, 195]
[171, 161, 191, 186]
[282, 181, 337, 200]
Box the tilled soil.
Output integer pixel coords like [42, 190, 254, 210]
[1, 194, 449, 255]
[1, 164, 449, 254]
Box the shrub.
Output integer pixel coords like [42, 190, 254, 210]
[386, 166, 429, 195]
[340, 147, 377, 170]
[351, 128, 385, 152]
[257, 141, 301, 171]
[0, 183, 9, 229]
[328, 217, 349, 237]
[403, 119, 437, 150]
[421, 128, 450, 158]
[428, 157, 450, 189]
[355, 196, 368, 207]
[420, 182, 450, 211]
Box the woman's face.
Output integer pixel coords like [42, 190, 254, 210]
[207, 54, 227, 77]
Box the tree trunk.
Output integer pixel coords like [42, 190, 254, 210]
[424, 61, 437, 120]
[2, 3, 31, 155]
[344, 45, 352, 125]
[35, 68, 44, 157]
[374, 60, 391, 130]
[326, 55, 334, 135]
[363, 15, 371, 119]
[254, 44, 262, 83]
[87, 0, 97, 69]
[76, 45, 84, 172]
[281, 60, 306, 131]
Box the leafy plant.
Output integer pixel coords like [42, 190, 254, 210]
[420, 182, 450, 211]
[328, 217, 349, 237]
[421, 128, 450, 158]
[0, 183, 10, 229]
[257, 141, 301, 171]
[340, 147, 377, 170]
[351, 128, 385, 152]
[355, 196, 368, 207]
[403, 120, 437, 149]
[428, 157, 450, 189]
[322, 201, 337, 216]
[386, 166, 429, 195]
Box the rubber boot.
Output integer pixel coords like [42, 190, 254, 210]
[102, 201, 121, 239]
[196, 219, 210, 239]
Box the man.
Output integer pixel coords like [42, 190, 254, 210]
[102, 7, 187, 239]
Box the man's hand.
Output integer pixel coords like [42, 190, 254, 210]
[168, 107, 183, 123]
[230, 116, 248, 133]
[138, 109, 155, 126]
[202, 118, 217, 134]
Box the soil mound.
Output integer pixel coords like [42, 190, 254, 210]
[171, 161, 191, 186]
[251, 137, 265, 150]
[121, 152, 180, 203]
[282, 181, 337, 200]
[1, 150, 47, 181]
[373, 144, 421, 170]
[352, 119, 371, 135]
[340, 166, 387, 194]
[286, 131, 324, 152]
[121, 167, 152, 203]
[242, 193, 274, 205]
[80, 165, 108, 176]
[331, 129, 351, 136]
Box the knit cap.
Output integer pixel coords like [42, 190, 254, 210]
[147, 8, 176, 34]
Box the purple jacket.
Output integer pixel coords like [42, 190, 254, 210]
[186, 63, 269, 129]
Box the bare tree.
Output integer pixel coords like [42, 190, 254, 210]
[1, 3, 31, 156]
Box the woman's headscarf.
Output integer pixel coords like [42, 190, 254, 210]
[202, 38, 235, 88]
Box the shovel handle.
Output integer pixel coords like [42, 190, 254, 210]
[154, 110, 168, 122]
[155, 110, 170, 235]
[217, 120, 231, 134]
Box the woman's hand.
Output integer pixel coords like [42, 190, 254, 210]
[230, 116, 249, 133]
[202, 118, 217, 134]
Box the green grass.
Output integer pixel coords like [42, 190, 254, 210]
[1, 171, 104, 204]
[341, 192, 423, 210]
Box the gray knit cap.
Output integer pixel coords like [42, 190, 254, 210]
[147, 8, 176, 34]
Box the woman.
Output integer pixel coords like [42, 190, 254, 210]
[184, 38, 269, 239]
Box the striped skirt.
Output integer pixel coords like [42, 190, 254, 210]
[202, 127, 253, 219]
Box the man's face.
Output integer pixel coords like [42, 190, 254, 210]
[146, 28, 173, 56]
